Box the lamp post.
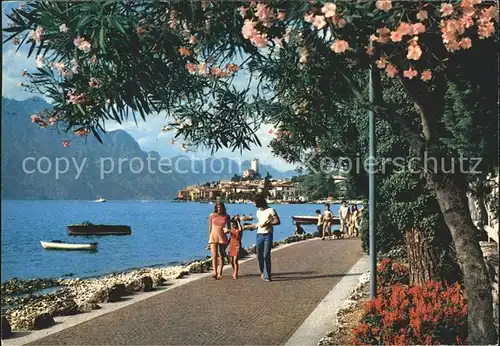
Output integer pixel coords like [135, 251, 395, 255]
[368, 47, 377, 299]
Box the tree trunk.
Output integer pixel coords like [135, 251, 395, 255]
[476, 194, 489, 227]
[405, 228, 461, 286]
[427, 171, 498, 344]
[405, 228, 440, 285]
[396, 75, 498, 344]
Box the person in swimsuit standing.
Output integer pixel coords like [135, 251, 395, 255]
[208, 202, 230, 279]
[339, 200, 350, 238]
[348, 204, 359, 237]
[322, 204, 333, 240]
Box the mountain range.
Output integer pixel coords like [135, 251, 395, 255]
[1, 97, 296, 200]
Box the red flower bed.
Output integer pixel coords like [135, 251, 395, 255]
[352, 260, 467, 345]
[376, 258, 409, 287]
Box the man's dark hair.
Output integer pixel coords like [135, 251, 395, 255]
[254, 195, 268, 209]
[315, 209, 321, 214]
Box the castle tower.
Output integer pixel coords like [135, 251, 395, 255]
[251, 158, 259, 174]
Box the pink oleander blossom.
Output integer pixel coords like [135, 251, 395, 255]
[403, 67, 418, 79]
[417, 10, 428, 21]
[31, 114, 40, 123]
[386, 64, 398, 78]
[313, 15, 327, 30]
[421, 69, 432, 81]
[59, 24, 68, 33]
[376, 0, 392, 12]
[29, 26, 44, 44]
[88, 77, 102, 88]
[321, 3, 336, 18]
[256, 4, 271, 22]
[35, 55, 44, 68]
[67, 90, 85, 104]
[407, 42, 422, 60]
[330, 40, 349, 53]
[440, 4, 454, 17]
[73, 37, 91, 53]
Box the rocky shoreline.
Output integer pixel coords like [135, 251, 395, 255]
[1, 233, 316, 336]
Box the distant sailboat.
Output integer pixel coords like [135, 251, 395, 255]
[94, 197, 106, 203]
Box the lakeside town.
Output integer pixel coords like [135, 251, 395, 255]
[175, 159, 355, 204]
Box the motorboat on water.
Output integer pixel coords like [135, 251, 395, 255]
[68, 223, 132, 236]
[292, 215, 340, 225]
[94, 198, 106, 203]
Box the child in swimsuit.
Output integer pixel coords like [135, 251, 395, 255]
[225, 216, 243, 279]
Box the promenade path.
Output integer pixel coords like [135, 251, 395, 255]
[30, 238, 363, 345]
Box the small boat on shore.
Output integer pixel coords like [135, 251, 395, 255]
[68, 224, 131, 236]
[94, 198, 106, 203]
[292, 215, 341, 225]
[41, 240, 98, 251]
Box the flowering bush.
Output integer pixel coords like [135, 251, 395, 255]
[377, 258, 409, 287]
[352, 281, 468, 345]
[4, 0, 497, 148]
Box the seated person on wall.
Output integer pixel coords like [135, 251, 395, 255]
[294, 223, 305, 236]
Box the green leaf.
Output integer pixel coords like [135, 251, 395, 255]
[2, 27, 23, 33]
[113, 19, 126, 35]
[91, 127, 103, 143]
[77, 104, 86, 116]
[27, 41, 37, 58]
[110, 106, 123, 124]
[99, 26, 106, 51]
[76, 15, 94, 29]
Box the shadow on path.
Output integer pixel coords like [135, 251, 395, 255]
[271, 272, 364, 282]
[237, 271, 317, 278]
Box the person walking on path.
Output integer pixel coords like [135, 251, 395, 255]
[315, 209, 324, 236]
[339, 200, 350, 237]
[225, 215, 243, 279]
[253, 195, 280, 282]
[207, 202, 230, 279]
[348, 204, 360, 237]
[322, 204, 333, 240]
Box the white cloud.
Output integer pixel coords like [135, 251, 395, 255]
[105, 117, 294, 169]
[1, 48, 44, 101]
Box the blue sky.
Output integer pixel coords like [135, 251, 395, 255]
[1, 1, 294, 170]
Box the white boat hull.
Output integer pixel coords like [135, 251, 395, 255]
[41, 241, 97, 250]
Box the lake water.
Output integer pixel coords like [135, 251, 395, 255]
[1, 200, 343, 282]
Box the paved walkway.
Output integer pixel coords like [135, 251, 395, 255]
[29, 238, 363, 345]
